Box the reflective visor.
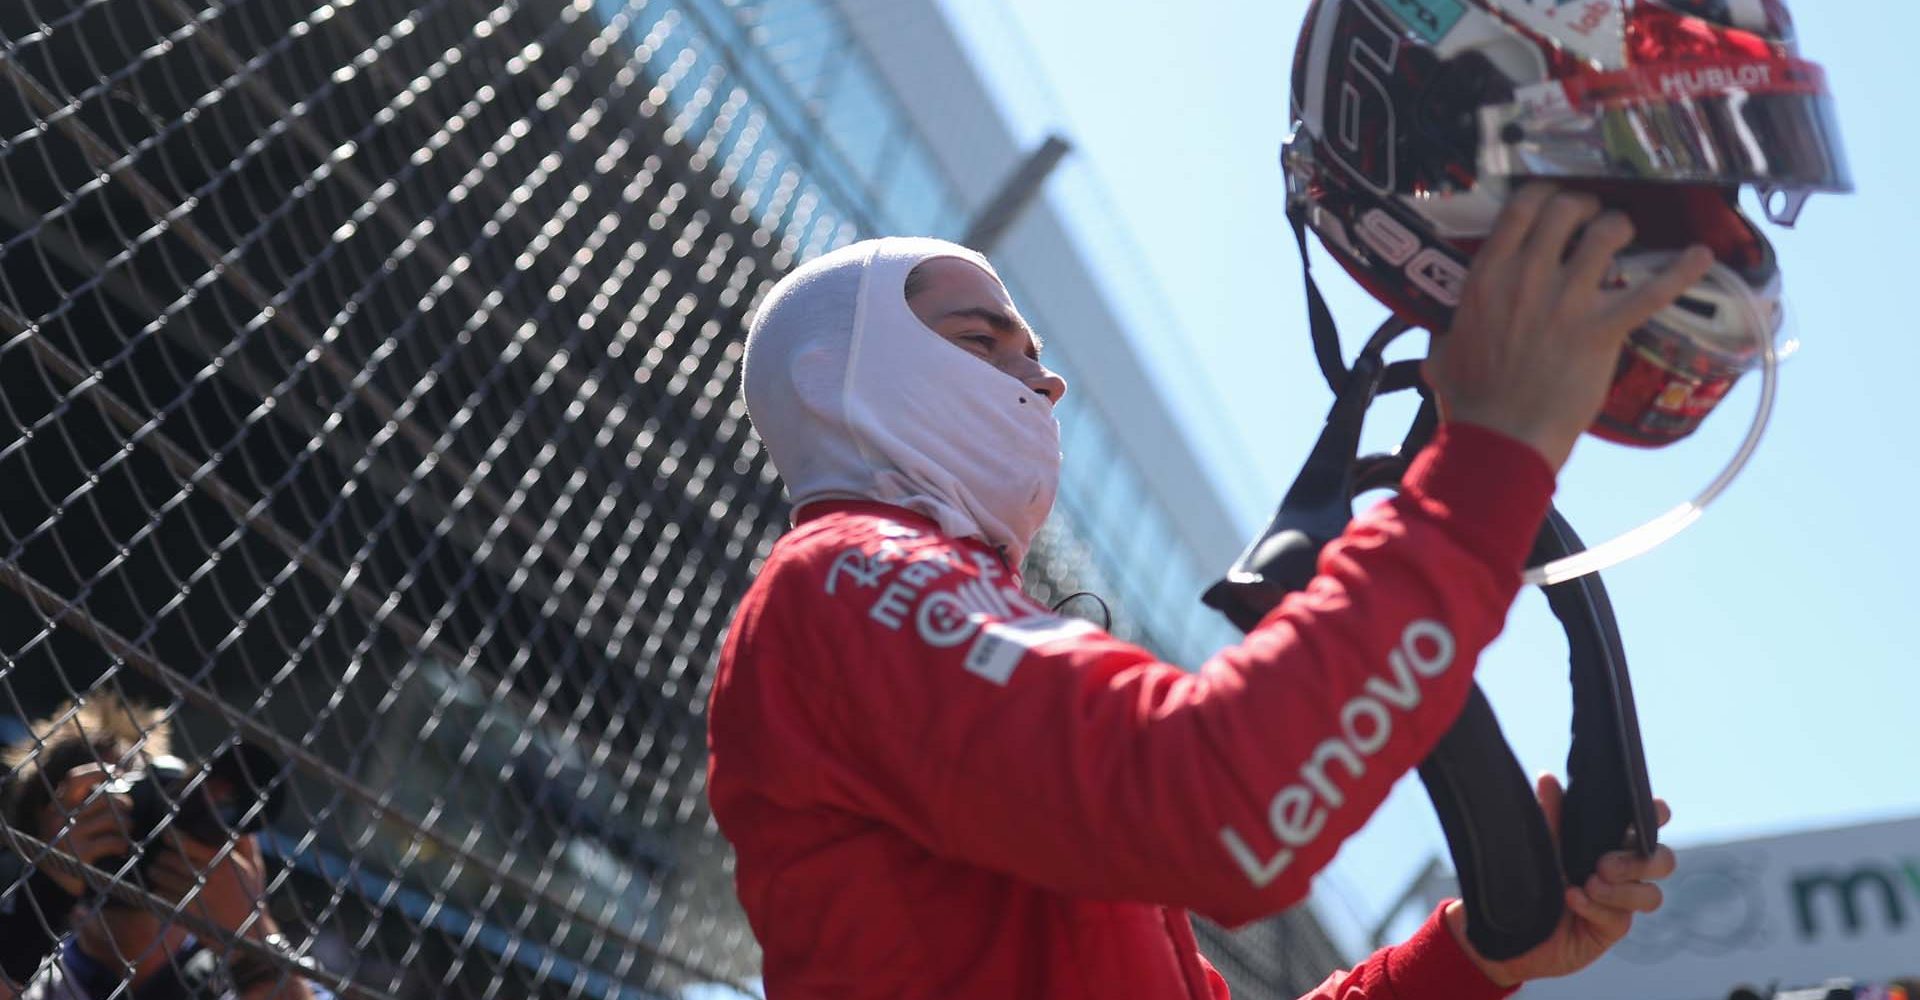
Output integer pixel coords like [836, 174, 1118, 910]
[1479, 58, 1852, 197]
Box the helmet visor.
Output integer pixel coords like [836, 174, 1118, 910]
[1479, 58, 1851, 203]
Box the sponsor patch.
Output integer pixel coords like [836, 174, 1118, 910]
[1379, 0, 1467, 44]
[1493, 0, 1626, 68]
[962, 616, 1098, 686]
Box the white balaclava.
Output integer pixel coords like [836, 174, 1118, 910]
[741, 237, 1062, 565]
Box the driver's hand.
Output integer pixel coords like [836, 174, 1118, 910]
[1425, 183, 1715, 472]
[1447, 773, 1678, 987]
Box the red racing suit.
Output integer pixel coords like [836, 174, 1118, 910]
[707, 424, 1553, 999]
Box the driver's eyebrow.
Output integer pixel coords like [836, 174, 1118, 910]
[938, 306, 1045, 359]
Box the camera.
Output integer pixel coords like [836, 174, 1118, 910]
[100, 740, 285, 869]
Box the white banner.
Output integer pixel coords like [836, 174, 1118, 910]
[1521, 816, 1920, 1000]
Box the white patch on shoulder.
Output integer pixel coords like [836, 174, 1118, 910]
[961, 616, 1099, 686]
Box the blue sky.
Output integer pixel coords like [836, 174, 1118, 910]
[937, 0, 1920, 960]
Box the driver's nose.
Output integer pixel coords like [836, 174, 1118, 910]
[1010, 358, 1067, 404]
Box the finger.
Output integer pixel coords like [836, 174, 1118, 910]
[143, 851, 182, 881]
[1586, 874, 1665, 914]
[160, 828, 199, 861]
[56, 766, 110, 808]
[1601, 845, 1679, 883]
[68, 810, 132, 847]
[154, 862, 198, 894]
[1624, 803, 1674, 849]
[1478, 182, 1560, 266]
[1517, 192, 1604, 288]
[1566, 886, 1634, 943]
[61, 827, 114, 864]
[70, 831, 134, 866]
[145, 871, 192, 904]
[1560, 211, 1637, 302]
[149, 844, 194, 875]
[1535, 773, 1566, 843]
[1599, 246, 1715, 338]
[1504, 195, 1603, 331]
[35, 808, 82, 846]
[73, 792, 132, 830]
[173, 836, 222, 868]
[145, 855, 194, 896]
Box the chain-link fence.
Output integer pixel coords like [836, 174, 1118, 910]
[0, 0, 1349, 996]
[0, 0, 810, 994]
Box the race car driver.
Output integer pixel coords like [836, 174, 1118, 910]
[707, 184, 1701, 999]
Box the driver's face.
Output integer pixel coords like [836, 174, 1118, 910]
[906, 257, 1068, 404]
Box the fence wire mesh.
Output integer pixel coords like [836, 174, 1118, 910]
[0, 0, 814, 995]
[0, 0, 1348, 997]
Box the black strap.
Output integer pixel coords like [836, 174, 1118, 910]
[1204, 306, 1657, 960]
[1202, 319, 1416, 633]
[1292, 208, 1352, 393]
[1535, 514, 1660, 878]
[1417, 685, 1563, 958]
[1413, 508, 1656, 960]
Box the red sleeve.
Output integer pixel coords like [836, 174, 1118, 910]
[768, 424, 1552, 926]
[1297, 904, 1516, 1000]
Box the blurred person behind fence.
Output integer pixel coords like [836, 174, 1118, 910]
[707, 185, 1695, 1000]
[0, 697, 330, 1000]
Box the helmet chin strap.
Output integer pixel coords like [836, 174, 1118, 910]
[1287, 207, 1425, 397]
[1202, 209, 1660, 960]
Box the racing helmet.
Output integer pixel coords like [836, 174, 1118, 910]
[1285, 0, 1851, 446]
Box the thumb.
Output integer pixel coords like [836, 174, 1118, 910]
[1536, 773, 1567, 844]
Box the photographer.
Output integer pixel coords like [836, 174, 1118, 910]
[2, 706, 147, 985]
[1, 698, 329, 1000]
